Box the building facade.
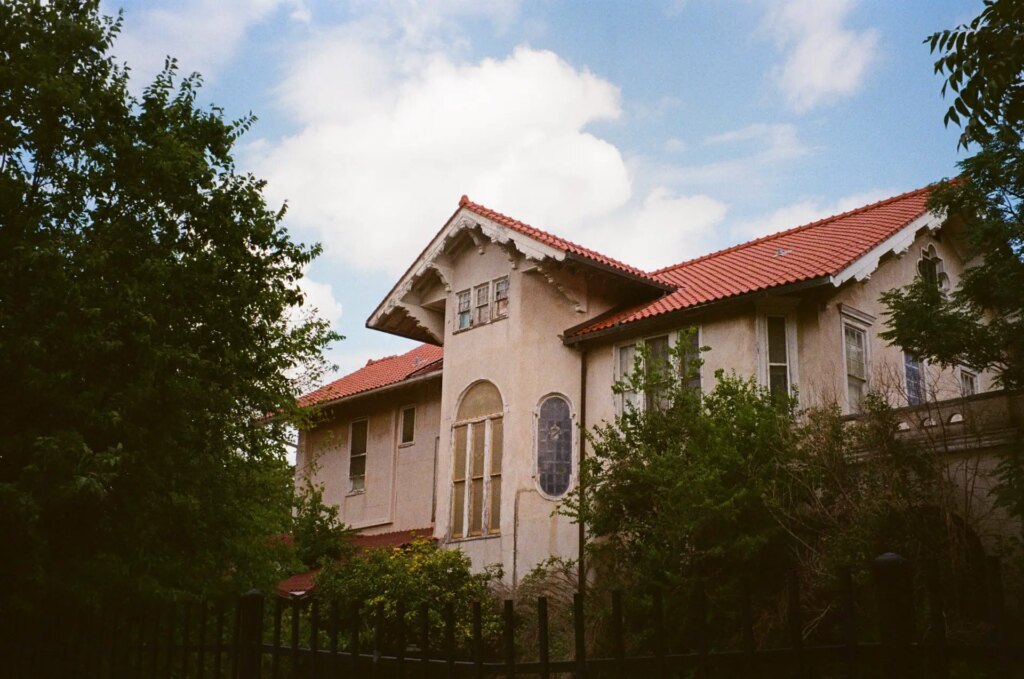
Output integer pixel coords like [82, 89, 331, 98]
[295, 185, 1003, 588]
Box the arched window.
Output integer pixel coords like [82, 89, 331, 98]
[451, 381, 503, 538]
[536, 395, 572, 498]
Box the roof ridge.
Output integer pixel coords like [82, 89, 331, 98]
[651, 183, 934, 276]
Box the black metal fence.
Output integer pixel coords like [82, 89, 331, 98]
[5, 552, 1022, 678]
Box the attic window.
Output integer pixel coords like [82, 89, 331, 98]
[454, 276, 511, 332]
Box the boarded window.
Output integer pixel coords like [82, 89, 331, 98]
[537, 396, 572, 497]
[451, 382, 503, 538]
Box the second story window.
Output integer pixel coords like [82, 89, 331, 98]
[349, 419, 368, 492]
[918, 244, 950, 295]
[475, 283, 491, 324]
[960, 368, 978, 397]
[844, 324, 868, 413]
[457, 290, 471, 330]
[493, 276, 509, 318]
[400, 406, 416, 444]
[455, 276, 511, 331]
[904, 352, 924, 406]
[765, 315, 791, 397]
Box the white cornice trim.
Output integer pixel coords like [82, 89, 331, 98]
[830, 210, 944, 287]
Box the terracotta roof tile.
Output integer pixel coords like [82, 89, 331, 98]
[568, 185, 933, 338]
[459, 196, 668, 287]
[297, 344, 443, 409]
[274, 527, 435, 597]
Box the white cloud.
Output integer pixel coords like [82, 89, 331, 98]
[647, 123, 810, 190]
[585, 188, 729, 271]
[727, 188, 893, 243]
[109, 0, 297, 85]
[762, 0, 880, 113]
[297, 271, 344, 329]
[253, 35, 651, 276]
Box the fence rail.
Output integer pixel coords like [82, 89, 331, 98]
[5, 552, 1022, 678]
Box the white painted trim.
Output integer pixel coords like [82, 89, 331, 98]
[830, 211, 944, 286]
[839, 313, 872, 414]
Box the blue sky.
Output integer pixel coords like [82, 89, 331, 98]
[105, 0, 977, 383]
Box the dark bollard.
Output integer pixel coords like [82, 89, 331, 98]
[872, 553, 916, 678]
[238, 590, 265, 679]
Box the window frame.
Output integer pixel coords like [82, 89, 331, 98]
[960, 367, 979, 397]
[348, 418, 369, 494]
[839, 305, 874, 415]
[399, 405, 416, 446]
[450, 382, 503, 540]
[493, 276, 510, 319]
[757, 306, 799, 399]
[534, 393, 576, 500]
[613, 326, 702, 415]
[474, 282, 491, 325]
[456, 289, 472, 330]
[903, 352, 926, 406]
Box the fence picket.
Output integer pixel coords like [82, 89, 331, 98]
[503, 599, 516, 678]
[538, 596, 550, 679]
[271, 597, 282, 679]
[841, 567, 857, 679]
[788, 571, 804, 679]
[574, 592, 587, 679]
[444, 601, 455, 679]
[611, 591, 625, 679]
[309, 599, 320, 679]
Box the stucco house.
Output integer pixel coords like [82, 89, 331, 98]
[294, 184, 1005, 589]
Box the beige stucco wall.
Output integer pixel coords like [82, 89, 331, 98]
[297, 376, 442, 534]
[433, 240, 618, 585]
[802, 230, 993, 411]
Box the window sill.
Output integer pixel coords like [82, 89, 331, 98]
[346, 489, 365, 497]
[452, 315, 508, 335]
[449, 533, 500, 543]
[398, 441, 415, 449]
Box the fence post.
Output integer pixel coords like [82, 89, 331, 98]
[238, 590, 265, 679]
[872, 553, 915, 679]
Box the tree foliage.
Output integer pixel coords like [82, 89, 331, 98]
[884, 0, 1024, 525]
[292, 481, 356, 569]
[0, 0, 338, 610]
[927, 0, 1024, 149]
[562, 340, 985, 638]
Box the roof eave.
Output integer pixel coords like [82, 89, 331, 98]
[300, 365, 442, 413]
[562, 275, 834, 346]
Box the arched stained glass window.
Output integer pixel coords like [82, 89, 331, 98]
[536, 395, 572, 497]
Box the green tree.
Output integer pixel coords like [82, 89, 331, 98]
[882, 0, 1024, 524]
[0, 0, 338, 611]
[292, 480, 356, 569]
[562, 340, 796, 593]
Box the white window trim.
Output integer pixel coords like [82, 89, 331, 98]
[398, 404, 416, 447]
[903, 351, 927, 407]
[348, 418, 368, 495]
[839, 305, 873, 414]
[533, 393, 577, 501]
[613, 326, 702, 414]
[959, 366, 979, 397]
[756, 303, 799, 398]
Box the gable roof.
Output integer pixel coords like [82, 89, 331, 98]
[297, 343, 443, 409]
[565, 185, 936, 340]
[458, 196, 671, 289]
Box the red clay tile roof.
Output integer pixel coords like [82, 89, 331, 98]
[459, 196, 670, 289]
[566, 185, 934, 339]
[298, 344, 443, 409]
[274, 527, 436, 597]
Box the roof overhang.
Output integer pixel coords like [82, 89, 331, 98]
[367, 205, 669, 343]
[302, 365, 442, 412]
[828, 210, 944, 287]
[562, 209, 946, 347]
